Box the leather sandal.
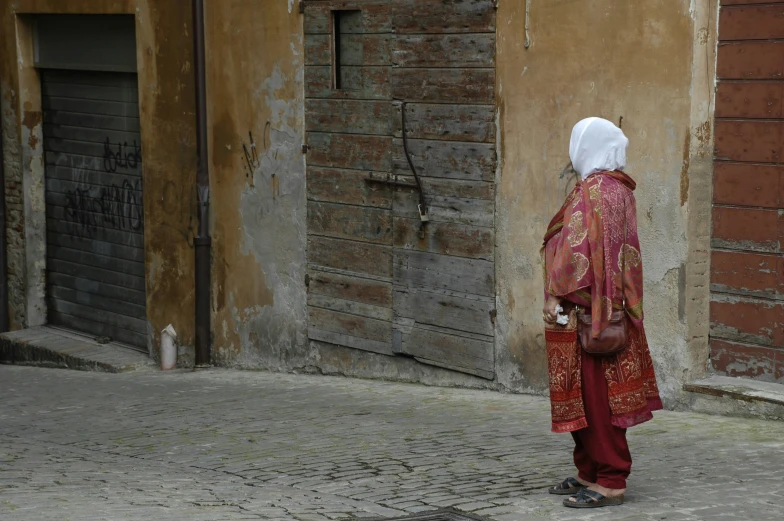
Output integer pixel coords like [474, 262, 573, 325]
[548, 477, 586, 495]
[563, 488, 624, 508]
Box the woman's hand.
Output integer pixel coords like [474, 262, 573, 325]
[543, 295, 562, 323]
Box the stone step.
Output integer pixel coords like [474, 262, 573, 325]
[684, 375, 784, 421]
[0, 326, 154, 373]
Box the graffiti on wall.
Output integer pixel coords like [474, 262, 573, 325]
[241, 121, 281, 198]
[60, 137, 144, 238]
[64, 180, 143, 237]
[242, 129, 261, 180]
[103, 138, 142, 173]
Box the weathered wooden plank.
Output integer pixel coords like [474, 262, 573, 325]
[306, 33, 391, 66]
[304, 5, 332, 34]
[48, 271, 146, 306]
[712, 206, 781, 253]
[307, 133, 392, 171]
[305, 100, 392, 135]
[394, 104, 495, 143]
[394, 287, 494, 336]
[304, 4, 392, 34]
[308, 236, 393, 278]
[392, 0, 496, 34]
[392, 33, 494, 68]
[716, 81, 784, 119]
[341, 33, 390, 66]
[722, 0, 784, 5]
[43, 111, 141, 133]
[309, 327, 394, 355]
[305, 34, 331, 67]
[392, 139, 495, 181]
[398, 326, 494, 378]
[710, 338, 778, 381]
[711, 250, 782, 298]
[714, 121, 784, 163]
[309, 306, 392, 343]
[394, 250, 494, 296]
[392, 68, 494, 104]
[308, 167, 393, 208]
[393, 176, 494, 200]
[713, 163, 783, 208]
[305, 66, 391, 100]
[717, 41, 784, 80]
[308, 269, 393, 308]
[394, 217, 494, 260]
[720, 5, 784, 41]
[394, 191, 494, 227]
[308, 201, 393, 244]
[308, 294, 394, 321]
[710, 294, 783, 347]
[413, 355, 493, 379]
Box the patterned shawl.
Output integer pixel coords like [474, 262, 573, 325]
[542, 171, 662, 433]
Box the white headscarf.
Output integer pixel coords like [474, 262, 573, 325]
[569, 117, 628, 180]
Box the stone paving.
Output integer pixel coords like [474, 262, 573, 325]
[0, 365, 782, 521]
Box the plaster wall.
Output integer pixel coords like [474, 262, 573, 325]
[204, 0, 310, 369]
[494, 0, 716, 405]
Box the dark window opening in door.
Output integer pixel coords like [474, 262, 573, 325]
[332, 10, 361, 90]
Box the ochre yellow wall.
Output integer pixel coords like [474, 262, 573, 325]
[205, 1, 308, 367]
[495, 0, 715, 400]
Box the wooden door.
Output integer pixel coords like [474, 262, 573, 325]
[710, 1, 784, 380]
[304, 0, 497, 379]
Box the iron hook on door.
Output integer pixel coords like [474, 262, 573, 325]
[400, 101, 429, 238]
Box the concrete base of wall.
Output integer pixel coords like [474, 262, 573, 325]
[0, 326, 154, 373]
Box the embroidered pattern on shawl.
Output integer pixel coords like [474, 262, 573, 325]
[542, 171, 662, 433]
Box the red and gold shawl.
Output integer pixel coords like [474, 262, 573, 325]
[542, 171, 662, 433]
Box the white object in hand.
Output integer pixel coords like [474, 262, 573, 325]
[555, 305, 569, 326]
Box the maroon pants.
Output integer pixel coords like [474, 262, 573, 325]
[570, 348, 632, 489]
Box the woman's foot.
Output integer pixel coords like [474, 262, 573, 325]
[563, 485, 625, 508]
[576, 477, 596, 487]
[586, 484, 625, 497]
[548, 476, 594, 495]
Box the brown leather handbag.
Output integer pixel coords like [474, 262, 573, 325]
[577, 309, 628, 356]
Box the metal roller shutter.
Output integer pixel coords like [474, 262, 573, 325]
[42, 69, 147, 349]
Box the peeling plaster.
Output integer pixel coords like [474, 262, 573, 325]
[233, 62, 308, 368]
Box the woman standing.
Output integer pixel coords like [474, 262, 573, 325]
[541, 118, 662, 509]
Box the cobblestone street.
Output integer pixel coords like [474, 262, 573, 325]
[0, 365, 781, 521]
